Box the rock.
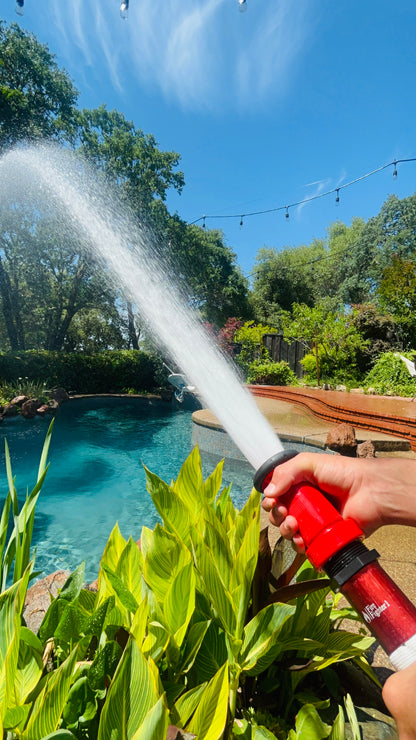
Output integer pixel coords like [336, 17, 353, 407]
[10, 395, 29, 406]
[36, 403, 54, 416]
[48, 387, 69, 404]
[357, 440, 376, 458]
[336, 384, 347, 392]
[21, 399, 40, 419]
[350, 387, 365, 394]
[2, 403, 18, 417]
[326, 423, 357, 456]
[24, 570, 70, 634]
[48, 399, 59, 411]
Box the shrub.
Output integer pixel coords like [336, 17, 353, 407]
[247, 360, 298, 386]
[364, 351, 416, 396]
[0, 449, 373, 738]
[0, 350, 159, 395]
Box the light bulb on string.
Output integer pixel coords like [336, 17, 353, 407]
[15, 0, 24, 15]
[393, 160, 398, 179]
[202, 215, 206, 229]
[335, 188, 340, 205]
[285, 207, 289, 220]
[239, 216, 244, 228]
[120, 0, 129, 19]
[238, 0, 247, 12]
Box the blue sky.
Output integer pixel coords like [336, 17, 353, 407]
[3, 0, 416, 277]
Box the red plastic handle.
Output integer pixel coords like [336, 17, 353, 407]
[288, 483, 364, 569]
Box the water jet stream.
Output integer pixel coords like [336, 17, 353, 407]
[1, 145, 283, 471]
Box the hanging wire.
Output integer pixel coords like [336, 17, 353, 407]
[190, 157, 416, 227]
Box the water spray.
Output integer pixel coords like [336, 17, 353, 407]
[254, 450, 416, 670]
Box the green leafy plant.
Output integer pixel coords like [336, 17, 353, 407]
[0, 448, 376, 738]
[247, 361, 298, 386]
[0, 420, 53, 592]
[364, 351, 416, 396]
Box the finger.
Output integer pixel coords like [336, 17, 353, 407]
[266, 504, 287, 528]
[279, 514, 298, 540]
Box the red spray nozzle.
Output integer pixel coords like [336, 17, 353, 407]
[254, 450, 363, 570]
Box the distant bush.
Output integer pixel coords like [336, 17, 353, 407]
[364, 351, 416, 396]
[0, 350, 159, 395]
[247, 360, 298, 386]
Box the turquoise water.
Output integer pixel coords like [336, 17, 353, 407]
[0, 398, 254, 582]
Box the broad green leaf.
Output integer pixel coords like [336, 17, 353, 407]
[38, 731, 77, 739]
[142, 621, 169, 663]
[343, 694, 360, 740]
[54, 602, 88, 645]
[63, 675, 98, 727]
[186, 661, 229, 740]
[172, 445, 205, 519]
[176, 619, 211, 675]
[22, 648, 77, 740]
[100, 523, 127, 573]
[203, 520, 233, 590]
[173, 682, 207, 726]
[329, 706, 345, 740]
[189, 623, 228, 684]
[142, 525, 191, 602]
[191, 529, 236, 635]
[59, 563, 86, 602]
[145, 468, 192, 542]
[293, 704, 331, 739]
[233, 488, 260, 556]
[253, 725, 279, 739]
[116, 537, 144, 604]
[163, 561, 195, 647]
[12, 628, 43, 706]
[231, 516, 259, 598]
[204, 460, 224, 504]
[130, 597, 149, 647]
[240, 603, 296, 675]
[101, 565, 139, 614]
[0, 573, 30, 725]
[88, 641, 123, 692]
[4, 704, 30, 730]
[98, 637, 162, 740]
[130, 695, 169, 740]
[84, 595, 115, 638]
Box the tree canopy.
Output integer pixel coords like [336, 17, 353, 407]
[0, 21, 251, 352]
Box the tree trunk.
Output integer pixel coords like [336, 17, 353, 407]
[0, 257, 21, 349]
[127, 301, 139, 349]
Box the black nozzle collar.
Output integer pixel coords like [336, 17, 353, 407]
[253, 449, 299, 492]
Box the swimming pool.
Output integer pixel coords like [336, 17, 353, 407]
[0, 397, 255, 582]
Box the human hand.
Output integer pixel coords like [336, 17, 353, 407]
[261, 452, 416, 551]
[382, 661, 416, 739]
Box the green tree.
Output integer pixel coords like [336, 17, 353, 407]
[164, 217, 251, 326]
[281, 301, 368, 384]
[0, 21, 77, 149]
[377, 257, 416, 346]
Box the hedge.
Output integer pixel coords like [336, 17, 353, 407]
[0, 350, 159, 394]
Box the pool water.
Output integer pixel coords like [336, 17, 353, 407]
[0, 398, 254, 582]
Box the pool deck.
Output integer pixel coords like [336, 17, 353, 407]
[196, 386, 416, 674]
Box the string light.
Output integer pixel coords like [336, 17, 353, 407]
[238, 0, 247, 11]
[190, 157, 416, 228]
[239, 216, 244, 228]
[120, 0, 129, 19]
[15, 0, 24, 15]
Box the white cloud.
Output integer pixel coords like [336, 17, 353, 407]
[49, 0, 316, 112]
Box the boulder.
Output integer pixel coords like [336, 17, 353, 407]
[24, 570, 70, 634]
[36, 403, 54, 417]
[2, 403, 18, 417]
[10, 395, 29, 407]
[326, 423, 357, 456]
[357, 440, 376, 458]
[48, 387, 69, 404]
[21, 399, 40, 419]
